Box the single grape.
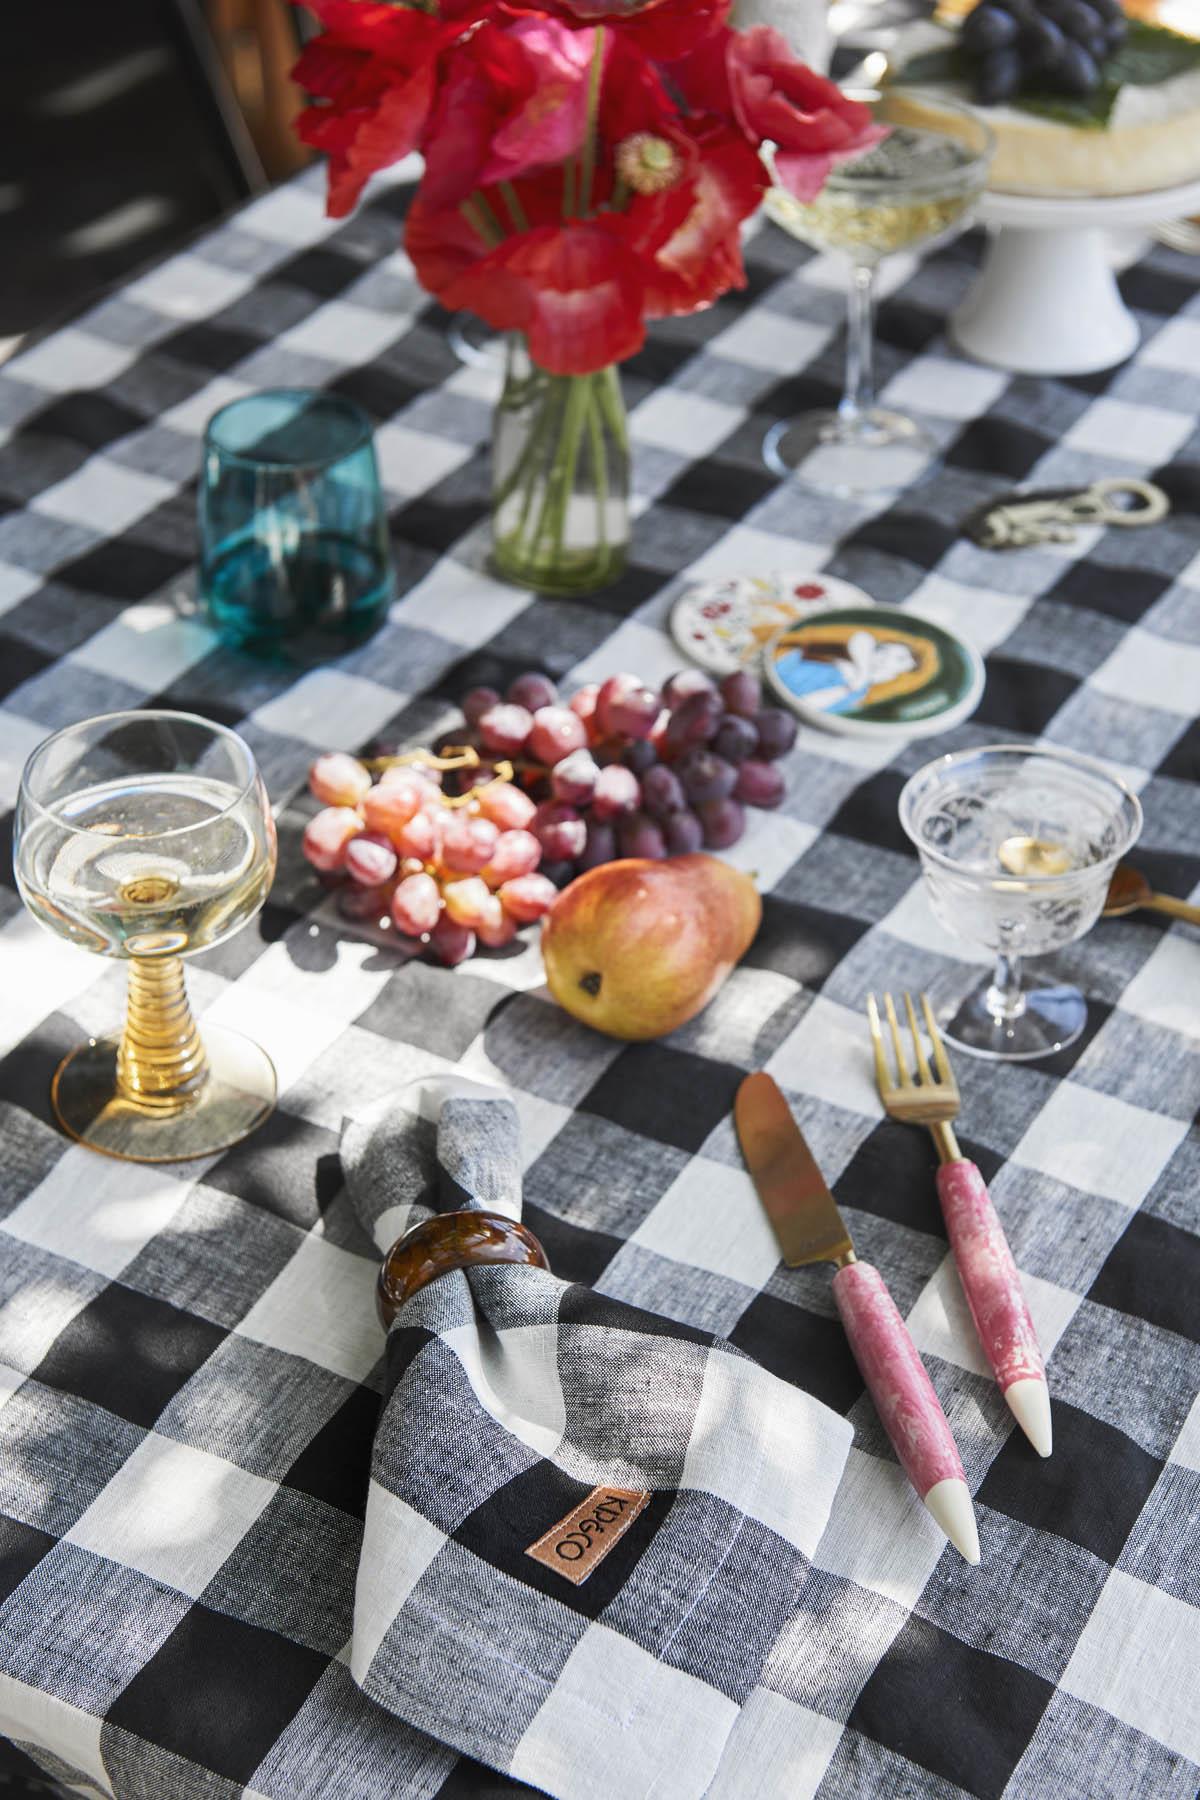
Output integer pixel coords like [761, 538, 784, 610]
[975, 46, 1023, 101]
[641, 763, 686, 819]
[718, 669, 762, 719]
[754, 707, 797, 760]
[441, 813, 500, 875]
[579, 819, 616, 870]
[532, 800, 588, 861]
[662, 668, 717, 708]
[621, 739, 657, 776]
[1020, 11, 1067, 68]
[499, 873, 558, 922]
[391, 871, 442, 936]
[713, 715, 759, 764]
[309, 752, 372, 809]
[663, 809, 704, 856]
[475, 780, 537, 831]
[344, 832, 398, 887]
[697, 797, 746, 849]
[551, 748, 600, 806]
[735, 759, 786, 809]
[462, 686, 501, 728]
[1054, 38, 1099, 91]
[1055, 0, 1104, 38]
[428, 913, 475, 966]
[507, 671, 558, 712]
[478, 703, 534, 756]
[1083, 28, 1108, 61]
[380, 761, 439, 791]
[591, 764, 641, 821]
[302, 807, 363, 873]
[596, 672, 659, 740]
[443, 876, 494, 929]
[480, 828, 541, 886]
[664, 691, 724, 754]
[394, 805, 442, 862]
[528, 705, 588, 766]
[676, 747, 738, 806]
[617, 812, 666, 860]
[362, 776, 424, 841]
[1104, 12, 1126, 47]
[338, 883, 393, 923]
[963, 3, 1020, 50]
[476, 906, 519, 948]
[567, 684, 600, 731]
[1083, 0, 1120, 18]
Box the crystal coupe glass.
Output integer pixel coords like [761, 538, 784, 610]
[763, 89, 993, 495]
[899, 744, 1142, 1061]
[15, 710, 278, 1161]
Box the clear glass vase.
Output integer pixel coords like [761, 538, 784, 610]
[491, 337, 629, 596]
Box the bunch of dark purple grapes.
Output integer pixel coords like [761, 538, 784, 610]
[961, 0, 1127, 102]
[458, 666, 797, 882]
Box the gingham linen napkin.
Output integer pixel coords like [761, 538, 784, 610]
[341, 1079, 853, 1800]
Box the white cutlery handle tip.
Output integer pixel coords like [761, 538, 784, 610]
[924, 1477, 980, 1565]
[1005, 1375, 1053, 1458]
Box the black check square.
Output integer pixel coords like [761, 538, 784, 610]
[974, 655, 1081, 737]
[284, 1382, 380, 1521]
[0, 636, 53, 701]
[106, 1603, 329, 1786]
[32, 1282, 227, 1430]
[1089, 1211, 1200, 1346]
[731, 1291, 861, 1414]
[740, 895, 869, 991]
[358, 961, 505, 1063]
[580, 1044, 744, 1154]
[977, 1399, 1161, 1564]
[848, 1612, 1055, 1800]
[0, 1515, 55, 1606]
[206, 1110, 343, 1233]
[1049, 558, 1171, 627]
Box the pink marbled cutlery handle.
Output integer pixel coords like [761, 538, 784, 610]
[936, 1159, 1045, 1396]
[831, 1259, 965, 1500]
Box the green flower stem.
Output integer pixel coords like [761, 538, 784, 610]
[586, 378, 609, 555]
[499, 182, 529, 235]
[579, 28, 606, 218]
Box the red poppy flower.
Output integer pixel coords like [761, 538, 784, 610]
[725, 27, 885, 200]
[293, 2, 453, 216]
[421, 19, 600, 213]
[616, 120, 767, 317]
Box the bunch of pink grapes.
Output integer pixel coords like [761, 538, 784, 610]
[302, 755, 555, 966]
[300, 664, 795, 966]
[460, 666, 795, 876]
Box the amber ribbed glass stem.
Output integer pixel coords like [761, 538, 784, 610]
[116, 955, 209, 1112]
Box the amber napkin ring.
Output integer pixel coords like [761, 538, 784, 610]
[377, 1210, 550, 1328]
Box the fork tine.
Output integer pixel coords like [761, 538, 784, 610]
[921, 992, 955, 1087]
[883, 993, 911, 1087]
[867, 992, 893, 1095]
[903, 991, 934, 1086]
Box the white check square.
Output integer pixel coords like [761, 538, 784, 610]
[1089, 628, 1200, 717]
[3, 1147, 191, 1280]
[906, 571, 1032, 656]
[1061, 1569, 1200, 1763]
[235, 1232, 382, 1382]
[1140, 315, 1200, 374]
[71, 601, 214, 691]
[374, 422, 473, 498]
[815, 1445, 949, 1609]
[351, 1483, 447, 1681]
[707, 1690, 844, 1800]
[0, 914, 102, 1059]
[882, 355, 1009, 421]
[512, 1621, 739, 1800]
[681, 1347, 851, 1557]
[0, 561, 42, 617]
[250, 668, 402, 750]
[766, 995, 884, 1122]
[631, 391, 741, 458]
[34, 459, 175, 534]
[393, 557, 531, 647]
[1119, 933, 1200, 1041]
[128, 254, 256, 320]
[631, 1156, 783, 1293]
[283, 299, 409, 364]
[0, 1675, 111, 1797]
[0, 710, 52, 809]
[709, 311, 832, 373]
[66, 1432, 276, 1599]
[11, 328, 136, 394]
[1066, 397, 1194, 468]
[1009, 1081, 1187, 1208]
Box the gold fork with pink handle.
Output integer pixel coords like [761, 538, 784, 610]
[868, 992, 1052, 1459]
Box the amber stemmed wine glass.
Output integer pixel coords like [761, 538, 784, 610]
[15, 710, 278, 1162]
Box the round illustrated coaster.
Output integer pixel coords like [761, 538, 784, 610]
[670, 571, 873, 675]
[764, 606, 985, 738]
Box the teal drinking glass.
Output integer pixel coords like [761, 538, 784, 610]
[199, 389, 393, 660]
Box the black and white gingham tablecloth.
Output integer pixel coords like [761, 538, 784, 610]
[0, 159, 1197, 1800]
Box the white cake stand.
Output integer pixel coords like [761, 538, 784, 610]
[951, 175, 1200, 376]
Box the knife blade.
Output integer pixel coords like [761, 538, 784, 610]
[735, 1073, 980, 1565]
[734, 1072, 854, 1268]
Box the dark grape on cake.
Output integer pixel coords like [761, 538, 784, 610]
[959, 0, 1128, 102]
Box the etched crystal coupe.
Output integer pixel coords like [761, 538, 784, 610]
[15, 710, 278, 1161]
[900, 743, 1142, 1060]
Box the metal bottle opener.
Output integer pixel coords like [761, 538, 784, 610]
[970, 477, 1170, 550]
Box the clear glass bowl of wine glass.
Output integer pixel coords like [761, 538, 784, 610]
[15, 710, 278, 1162]
[899, 743, 1142, 1061]
[764, 88, 993, 496]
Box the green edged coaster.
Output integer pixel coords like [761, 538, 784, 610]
[763, 605, 984, 738]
